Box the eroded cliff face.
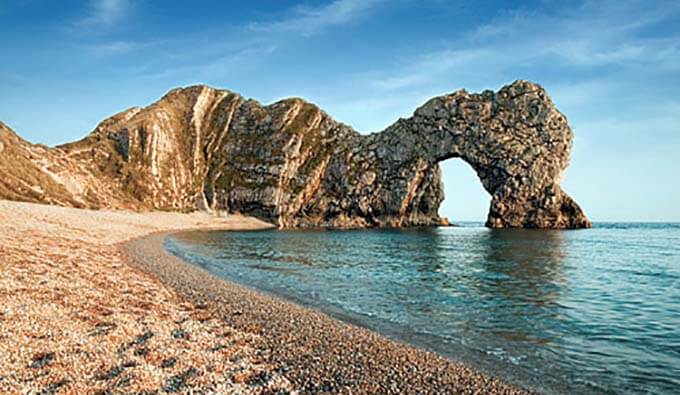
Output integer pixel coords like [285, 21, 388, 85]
[0, 81, 591, 228]
[0, 121, 123, 208]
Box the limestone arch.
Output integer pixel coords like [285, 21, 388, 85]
[342, 80, 591, 229]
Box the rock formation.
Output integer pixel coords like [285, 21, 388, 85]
[0, 80, 591, 228]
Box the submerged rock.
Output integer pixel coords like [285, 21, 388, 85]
[0, 81, 590, 229]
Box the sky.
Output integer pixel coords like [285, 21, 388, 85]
[1, 0, 679, 222]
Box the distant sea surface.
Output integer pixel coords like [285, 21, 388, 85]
[166, 223, 680, 394]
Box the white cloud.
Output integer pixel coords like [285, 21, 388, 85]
[132, 43, 279, 83]
[86, 39, 169, 57]
[88, 40, 137, 55]
[369, 48, 496, 92]
[573, 114, 680, 145]
[547, 80, 617, 111]
[364, 0, 680, 94]
[248, 0, 382, 35]
[552, 41, 645, 66]
[78, 0, 130, 27]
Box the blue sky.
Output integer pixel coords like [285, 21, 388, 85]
[1, 0, 679, 221]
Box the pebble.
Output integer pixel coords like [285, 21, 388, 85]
[124, 233, 531, 394]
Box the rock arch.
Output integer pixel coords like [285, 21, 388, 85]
[304, 80, 591, 229]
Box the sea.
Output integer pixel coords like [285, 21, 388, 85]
[165, 223, 680, 394]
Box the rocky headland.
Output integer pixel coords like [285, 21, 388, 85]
[0, 80, 590, 228]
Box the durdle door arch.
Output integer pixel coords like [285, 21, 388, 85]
[411, 80, 591, 229]
[311, 80, 592, 229]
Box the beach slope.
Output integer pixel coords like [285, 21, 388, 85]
[0, 200, 526, 394]
[0, 200, 291, 393]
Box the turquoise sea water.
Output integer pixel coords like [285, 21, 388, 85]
[166, 223, 680, 394]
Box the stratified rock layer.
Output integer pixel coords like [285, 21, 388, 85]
[0, 81, 591, 228]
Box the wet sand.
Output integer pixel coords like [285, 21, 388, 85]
[0, 199, 528, 394]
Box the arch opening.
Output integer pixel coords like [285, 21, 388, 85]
[438, 159, 491, 225]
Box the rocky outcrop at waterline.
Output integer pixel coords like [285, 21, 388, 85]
[0, 80, 591, 229]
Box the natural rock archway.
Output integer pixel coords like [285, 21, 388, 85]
[312, 80, 591, 229]
[0, 80, 590, 229]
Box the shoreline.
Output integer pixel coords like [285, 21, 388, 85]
[123, 230, 529, 394]
[0, 200, 527, 393]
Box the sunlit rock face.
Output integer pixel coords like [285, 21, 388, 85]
[0, 81, 590, 229]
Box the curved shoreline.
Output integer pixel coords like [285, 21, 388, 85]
[122, 230, 530, 394]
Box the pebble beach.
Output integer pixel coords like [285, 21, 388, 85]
[0, 200, 527, 394]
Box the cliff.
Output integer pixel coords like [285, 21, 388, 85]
[0, 81, 591, 228]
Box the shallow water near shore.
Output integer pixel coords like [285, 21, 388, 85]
[166, 223, 680, 394]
